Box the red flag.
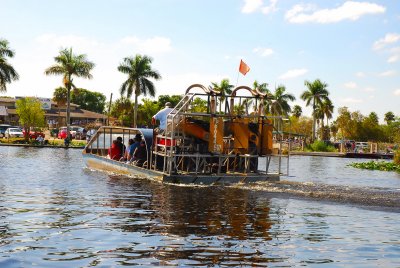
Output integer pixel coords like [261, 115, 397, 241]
[239, 59, 250, 76]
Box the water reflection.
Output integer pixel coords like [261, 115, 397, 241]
[100, 177, 281, 266]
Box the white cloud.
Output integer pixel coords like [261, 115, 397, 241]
[344, 82, 357, 89]
[363, 87, 375, 92]
[241, 0, 263, 13]
[394, 89, 400, 96]
[241, 0, 278, 14]
[378, 70, 396, 77]
[355, 71, 365, 78]
[285, 1, 385, 24]
[373, 33, 400, 50]
[278, 68, 308, 79]
[253, 47, 274, 57]
[341, 97, 363, 103]
[387, 47, 400, 63]
[262, 0, 278, 14]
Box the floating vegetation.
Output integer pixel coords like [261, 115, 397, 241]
[349, 161, 400, 172]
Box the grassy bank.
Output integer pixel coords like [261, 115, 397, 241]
[0, 137, 86, 148]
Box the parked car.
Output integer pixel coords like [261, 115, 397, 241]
[70, 126, 83, 139]
[75, 127, 87, 140]
[4, 127, 24, 138]
[22, 128, 45, 139]
[58, 127, 68, 139]
[0, 124, 11, 138]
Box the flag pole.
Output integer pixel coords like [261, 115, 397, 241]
[235, 70, 240, 87]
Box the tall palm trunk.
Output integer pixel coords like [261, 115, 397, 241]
[134, 93, 138, 128]
[312, 98, 316, 141]
[66, 85, 71, 140]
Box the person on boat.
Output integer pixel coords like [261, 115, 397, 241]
[126, 134, 142, 163]
[120, 138, 134, 161]
[116, 136, 126, 158]
[132, 140, 147, 166]
[152, 102, 173, 134]
[108, 140, 122, 160]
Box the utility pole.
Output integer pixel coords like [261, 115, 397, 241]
[107, 93, 113, 126]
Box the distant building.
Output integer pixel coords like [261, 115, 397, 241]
[0, 97, 107, 127]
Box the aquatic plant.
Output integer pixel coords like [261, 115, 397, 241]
[349, 161, 400, 172]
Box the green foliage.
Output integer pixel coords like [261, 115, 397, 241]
[190, 97, 207, 113]
[110, 97, 135, 127]
[349, 161, 400, 172]
[306, 140, 336, 152]
[0, 38, 19, 92]
[394, 150, 400, 165]
[16, 97, 46, 139]
[71, 88, 106, 113]
[158, 95, 182, 107]
[138, 98, 160, 127]
[118, 54, 161, 127]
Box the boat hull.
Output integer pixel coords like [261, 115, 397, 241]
[83, 153, 164, 181]
[83, 153, 280, 184]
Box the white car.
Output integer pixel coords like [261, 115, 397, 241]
[4, 128, 24, 138]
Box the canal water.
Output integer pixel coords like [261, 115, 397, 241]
[0, 146, 399, 267]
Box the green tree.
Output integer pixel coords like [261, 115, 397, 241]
[252, 80, 270, 112]
[52, 87, 67, 126]
[301, 79, 331, 141]
[71, 88, 106, 113]
[190, 97, 208, 113]
[0, 38, 19, 92]
[118, 54, 161, 127]
[110, 97, 135, 127]
[292, 105, 302, 118]
[211, 78, 234, 103]
[335, 107, 352, 140]
[267, 85, 295, 116]
[45, 48, 94, 139]
[384, 111, 395, 125]
[137, 98, 160, 127]
[158, 95, 182, 107]
[16, 97, 45, 140]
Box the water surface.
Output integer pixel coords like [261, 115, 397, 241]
[0, 146, 399, 267]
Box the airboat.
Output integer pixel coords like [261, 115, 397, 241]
[82, 84, 290, 184]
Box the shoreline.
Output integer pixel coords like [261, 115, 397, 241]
[0, 143, 84, 149]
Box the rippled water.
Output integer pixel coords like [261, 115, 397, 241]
[0, 146, 399, 267]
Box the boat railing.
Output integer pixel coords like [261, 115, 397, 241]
[149, 85, 290, 178]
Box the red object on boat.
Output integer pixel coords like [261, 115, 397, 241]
[157, 138, 176, 146]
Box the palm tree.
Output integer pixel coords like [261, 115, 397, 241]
[384, 111, 395, 125]
[301, 79, 330, 141]
[211, 78, 234, 102]
[268, 85, 295, 116]
[45, 48, 94, 139]
[320, 99, 334, 126]
[118, 54, 161, 127]
[292, 105, 302, 118]
[252, 80, 270, 113]
[0, 38, 19, 92]
[52, 87, 67, 126]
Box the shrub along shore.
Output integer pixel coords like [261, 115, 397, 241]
[0, 138, 86, 148]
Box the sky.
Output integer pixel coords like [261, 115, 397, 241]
[1, 0, 399, 121]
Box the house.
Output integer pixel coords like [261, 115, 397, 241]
[0, 97, 107, 127]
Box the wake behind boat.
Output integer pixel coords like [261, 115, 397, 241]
[83, 84, 290, 184]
